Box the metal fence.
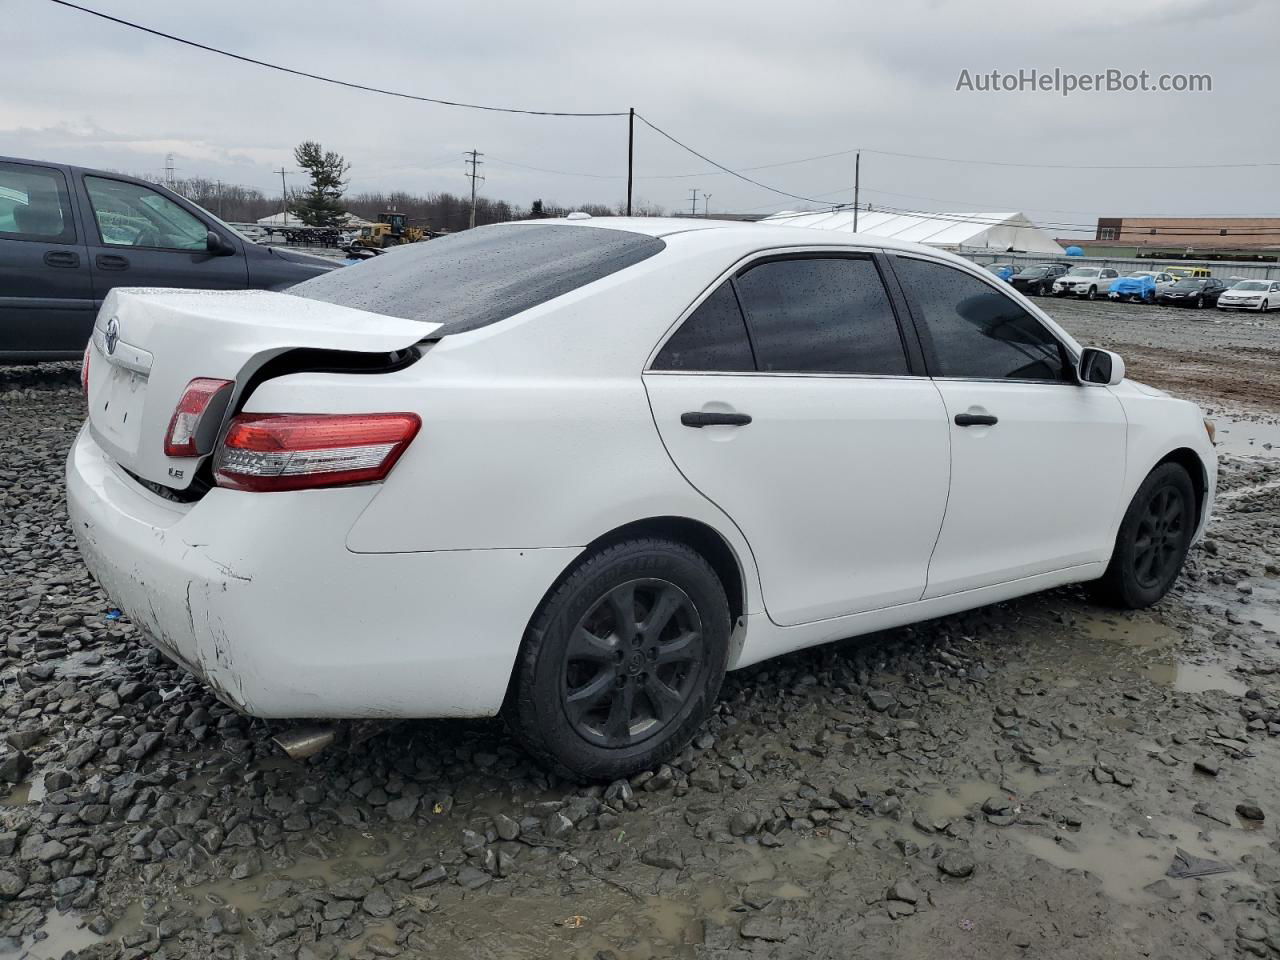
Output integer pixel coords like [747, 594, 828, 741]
[956, 248, 1280, 281]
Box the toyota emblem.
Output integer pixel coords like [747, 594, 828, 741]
[104, 317, 120, 356]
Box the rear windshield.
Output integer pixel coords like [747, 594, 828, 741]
[290, 223, 666, 335]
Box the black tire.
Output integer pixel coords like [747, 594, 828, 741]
[1195, 295, 1204, 309]
[1091, 462, 1196, 609]
[1263, 300, 1271, 313]
[505, 538, 730, 781]
[1087, 286, 1097, 301]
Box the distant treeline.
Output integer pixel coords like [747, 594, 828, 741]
[136, 175, 665, 229]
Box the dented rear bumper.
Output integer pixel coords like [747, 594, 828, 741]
[65, 425, 578, 718]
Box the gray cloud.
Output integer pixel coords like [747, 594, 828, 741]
[2, 0, 1276, 231]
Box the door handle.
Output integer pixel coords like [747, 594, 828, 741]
[681, 411, 752, 428]
[95, 254, 130, 271]
[954, 413, 998, 427]
[43, 250, 81, 268]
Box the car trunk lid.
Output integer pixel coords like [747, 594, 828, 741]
[86, 288, 434, 491]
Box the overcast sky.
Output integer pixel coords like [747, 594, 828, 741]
[2, 0, 1276, 235]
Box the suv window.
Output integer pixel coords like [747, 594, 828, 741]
[893, 256, 1072, 382]
[653, 282, 754, 371]
[733, 256, 908, 375]
[84, 176, 208, 250]
[0, 162, 76, 243]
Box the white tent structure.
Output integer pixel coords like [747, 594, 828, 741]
[761, 209, 1065, 256]
[255, 211, 377, 229]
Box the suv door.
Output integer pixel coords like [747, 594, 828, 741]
[77, 174, 248, 307]
[0, 159, 92, 358]
[889, 254, 1127, 597]
[643, 253, 950, 626]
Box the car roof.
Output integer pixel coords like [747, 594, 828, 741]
[0, 153, 152, 183]
[523, 215, 995, 269]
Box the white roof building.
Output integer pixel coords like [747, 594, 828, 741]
[255, 211, 377, 228]
[760, 209, 1065, 256]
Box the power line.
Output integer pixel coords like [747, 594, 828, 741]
[42, 0, 627, 118]
[634, 113, 829, 204]
[859, 147, 1280, 171]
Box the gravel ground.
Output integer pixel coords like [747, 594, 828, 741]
[1, 299, 1279, 960]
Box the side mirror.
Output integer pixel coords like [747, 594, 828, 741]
[206, 230, 235, 256]
[1079, 347, 1125, 386]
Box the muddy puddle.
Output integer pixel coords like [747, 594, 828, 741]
[16, 910, 113, 959]
[1213, 417, 1280, 457]
[915, 770, 1047, 824]
[1143, 661, 1248, 694]
[1013, 808, 1274, 904]
[2, 772, 45, 807]
[1079, 614, 1181, 651]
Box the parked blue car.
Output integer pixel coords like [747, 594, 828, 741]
[1108, 273, 1157, 303]
[985, 263, 1017, 282]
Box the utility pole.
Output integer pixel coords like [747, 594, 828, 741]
[465, 149, 485, 229]
[852, 150, 860, 233]
[626, 107, 635, 216]
[164, 153, 176, 190]
[215, 179, 223, 218]
[275, 167, 290, 226]
[702, 193, 712, 218]
[688, 188, 699, 217]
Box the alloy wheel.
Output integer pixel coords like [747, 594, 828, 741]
[561, 578, 705, 747]
[1132, 486, 1187, 589]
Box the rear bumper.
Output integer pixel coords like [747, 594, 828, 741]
[66, 425, 578, 718]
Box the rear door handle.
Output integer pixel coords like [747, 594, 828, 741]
[681, 411, 752, 428]
[43, 250, 81, 268]
[95, 254, 129, 271]
[954, 413, 998, 427]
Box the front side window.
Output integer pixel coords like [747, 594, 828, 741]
[652, 282, 754, 372]
[893, 256, 1072, 382]
[733, 256, 909, 375]
[84, 176, 208, 250]
[0, 161, 75, 243]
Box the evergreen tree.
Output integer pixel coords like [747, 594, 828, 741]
[289, 141, 350, 226]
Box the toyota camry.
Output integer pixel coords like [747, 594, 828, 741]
[66, 217, 1217, 779]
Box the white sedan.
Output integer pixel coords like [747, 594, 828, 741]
[1053, 266, 1121, 299]
[67, 218, 1217, 779]
[1218, 279, 1280, 312]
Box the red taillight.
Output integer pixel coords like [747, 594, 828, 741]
[164, 378, 235, 457]
[81, 343, 91, 397]
[213, 413, 421, 492]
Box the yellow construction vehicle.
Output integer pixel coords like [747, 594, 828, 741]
[349, 212, 429, 250]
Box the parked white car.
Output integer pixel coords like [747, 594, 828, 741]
[1217, 279, 1280, 312]
[1053, 266, 1120, 299]
[67, 219, 1217, 779]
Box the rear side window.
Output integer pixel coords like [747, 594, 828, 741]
[293, 223, 666, 335]
[893, 256, 1071, 382]
[652, 282, 754, 371]
[734, 256, 909, 375]
[0, 161, 76, 243]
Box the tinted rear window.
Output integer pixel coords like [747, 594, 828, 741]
[290, 223, 665, 335]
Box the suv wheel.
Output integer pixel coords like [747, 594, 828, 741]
[1086, 286, 1097, 300]
[505, 538, 730, 780]
[1092, 462, 1196, 609]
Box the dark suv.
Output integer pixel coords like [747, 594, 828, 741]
[1, 156, 338, 361]
[1009, 263, 1068, 297]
